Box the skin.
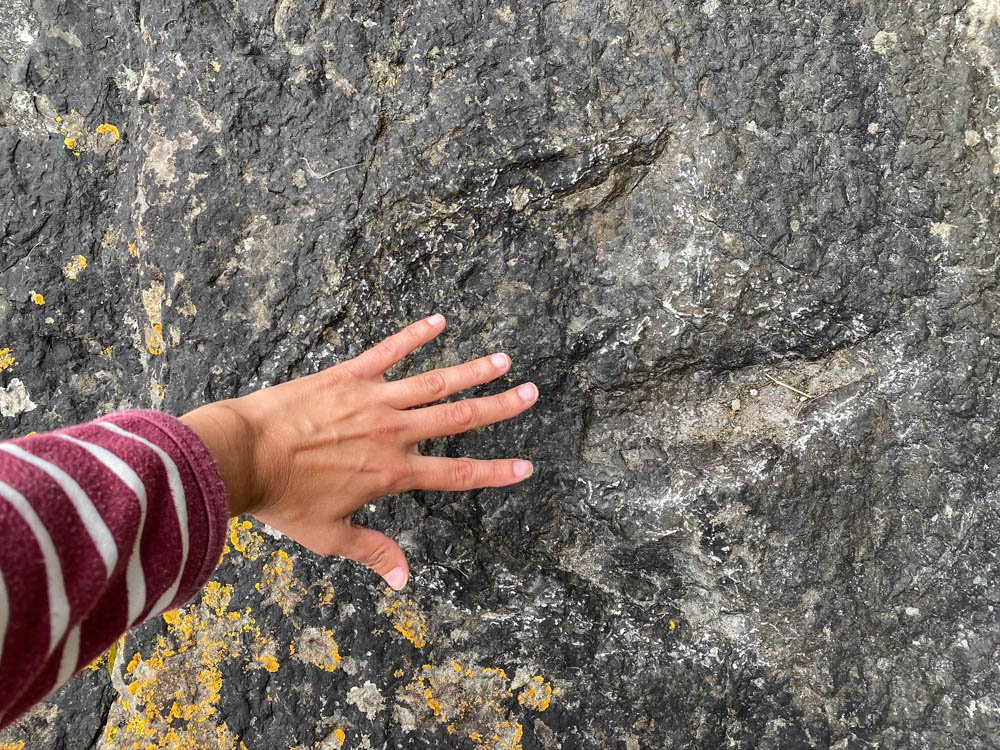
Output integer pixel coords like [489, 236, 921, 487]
[179, 314, 537, 591]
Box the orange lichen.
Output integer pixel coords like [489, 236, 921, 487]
[55, 109, 87, 156]
[257, 654, 280, 673]
[517, 675, 556, 712]
[403, 663, 536, 750]
[255, 549, 306, 614]
[96, 123, 121, 142]
[292, 627, 342, 672]
[146, 323, 166, 355]
[62, 254, 88, 279]
[383, 591, 428, 648]
[105, 575, 262, 748]
[317, 581, 337, 605]
[225, 518, 264, 561]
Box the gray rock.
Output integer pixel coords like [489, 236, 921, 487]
[1, 0, 998, 748]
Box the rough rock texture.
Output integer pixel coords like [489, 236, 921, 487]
[1, 0, 998, 748]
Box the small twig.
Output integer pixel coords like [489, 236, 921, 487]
[302, 157, 365, 180]
[764, 372, 814, 399]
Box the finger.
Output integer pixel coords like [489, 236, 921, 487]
[411, 456, 533, 491]
[384, 352, 511, 409]
[348, 314, 446, 378]
[334, 523, 410, 590]
[405, 382, 538, 440]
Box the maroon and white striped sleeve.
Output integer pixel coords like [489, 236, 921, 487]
[0, 409, 230, 727]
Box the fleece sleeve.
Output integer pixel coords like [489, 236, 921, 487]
[0, 409, 230, 728]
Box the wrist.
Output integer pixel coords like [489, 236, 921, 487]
[180, 401, 259, 517]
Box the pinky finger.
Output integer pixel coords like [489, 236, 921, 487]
[412, 456, 534, 492]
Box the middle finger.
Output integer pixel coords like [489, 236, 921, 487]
[384, 353, 511, 409]
[403, 382, 538, 441]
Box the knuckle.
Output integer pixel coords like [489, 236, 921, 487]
[469, 359, 488, 381]
[450, 458, 477, 486]
[505, 389, 523, 411]
[449, 400, 477, 427]
[376, 337, 398, 360]
[364, 542, 393, 571]
[326, 365, 361, 389]
[421, 370, 448, 398]
[372, 418, 403, 441]
[383, 463, 410, 494]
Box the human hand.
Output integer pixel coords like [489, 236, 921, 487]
[179, 315, 537, 589]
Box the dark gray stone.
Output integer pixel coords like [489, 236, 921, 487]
[1, 0, 998, 748]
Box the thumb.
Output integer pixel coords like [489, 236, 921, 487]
[339, 523, 410, 591]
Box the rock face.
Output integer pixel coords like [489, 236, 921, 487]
[1, 0, 998, 747]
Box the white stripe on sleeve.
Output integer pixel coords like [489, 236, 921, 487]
[57, 435, 148, 626]
[56, 625, 81, 685]
[96, 422, 190, 616]
[0, 443, 118, 576]
[0, 480, 70, 654]
[0, 568, 8, 665]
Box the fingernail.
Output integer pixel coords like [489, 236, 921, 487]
[514, 460, 533, 478]
[517, 383, 537, 402]
[427, 314, 445, 327]
[490, 353, 509, 369]
[384, 566, 408, 590]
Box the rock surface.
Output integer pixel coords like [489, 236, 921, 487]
[1, 0, 998, 747]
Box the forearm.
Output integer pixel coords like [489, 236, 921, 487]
[0, 410, 229, 728]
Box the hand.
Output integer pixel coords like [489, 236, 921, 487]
[179, 315, 537, 590]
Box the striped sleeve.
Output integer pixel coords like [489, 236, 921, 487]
[0, 409, 230, 727]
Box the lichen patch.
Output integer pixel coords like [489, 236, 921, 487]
[0, 378, 36, 418]
[382, 591, 429, 648]
[400, 662, 557, 750]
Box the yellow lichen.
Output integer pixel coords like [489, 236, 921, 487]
[226, 518, 265, 561]
[106, 575, 264, 748]
[146, 322, 166, 355]
[202, 581, 234, 616]
[383, 592, 428, 648]
[128, 241, 139, 257]
[0, 742, 26, 750]
[332, 728, 346, 747]
[96, 123, 121, 142]
[317, 581, 337, 605]
[255, 549, 306, 614]
[403, 663, 535, 750]
[517, 675, 556, 712]
[62, 254, 88, 279]
[291, 627, 342, 672]
[257, 654, 280, 673]
[56, 111, 87, 156]
[29, 291, 45, 305]
[0, 348, 15, 372]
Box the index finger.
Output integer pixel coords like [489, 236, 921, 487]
[347, 314, 446, 377]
